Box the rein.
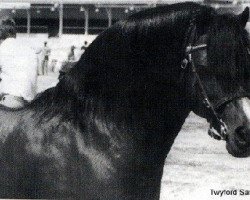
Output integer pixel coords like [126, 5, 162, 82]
[181, 24, 229, 140]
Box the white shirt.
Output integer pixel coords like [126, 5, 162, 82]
[0, 38, 37, 101]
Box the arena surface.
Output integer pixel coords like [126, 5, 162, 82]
[161, 114, 250, 200]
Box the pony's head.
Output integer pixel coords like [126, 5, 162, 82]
[191, 7, 250, 157]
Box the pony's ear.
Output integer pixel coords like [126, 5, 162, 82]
[239, 7, 249, 27]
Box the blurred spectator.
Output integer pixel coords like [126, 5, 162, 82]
[50, 59, 57, 72]
[59, 61, 77, 80]
[81, 41, 88, 51]
[42, 41, 51, 75]
[71, 41, 89, 62]
[0, 18, 37, 108]
[68, 45, 76, 62]
[37, 41, 51, 75]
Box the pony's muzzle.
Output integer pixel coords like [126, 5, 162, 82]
[226, 126, 250, 158]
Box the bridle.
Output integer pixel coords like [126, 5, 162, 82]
[181, 23, 250, 141]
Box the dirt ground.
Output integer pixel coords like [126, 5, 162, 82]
[38, 73, 250, 200]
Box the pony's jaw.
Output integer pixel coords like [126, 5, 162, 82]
[226, 137, 250, 158]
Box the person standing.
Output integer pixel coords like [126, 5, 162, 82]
[0, 18, 37, 108]
[68, 45, 76, 62]
[41, 41, 51, 75]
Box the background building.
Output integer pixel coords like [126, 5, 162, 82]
[0, 0, 249, 36]
[0, 0, 249, 74]
[0, 0, 204, 36]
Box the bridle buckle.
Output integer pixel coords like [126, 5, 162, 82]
[208, 119, 228, 140]
[181, 58, 189, 69]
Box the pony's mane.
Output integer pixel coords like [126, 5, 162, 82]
[30, 3, 211, 121]
[29, 2, 250, 128]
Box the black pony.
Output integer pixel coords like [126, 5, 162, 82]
[0, 2, 250, 199]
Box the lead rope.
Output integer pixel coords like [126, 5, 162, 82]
[182, 13, 228, 140]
